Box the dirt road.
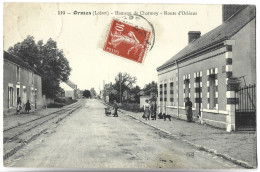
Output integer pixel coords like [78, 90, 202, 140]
[4, 99, 242, 169]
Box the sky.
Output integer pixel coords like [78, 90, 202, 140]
[3, 3, 222, 93]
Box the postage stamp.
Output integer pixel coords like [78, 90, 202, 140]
[103, 19, 151, 63]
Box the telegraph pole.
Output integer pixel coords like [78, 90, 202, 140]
[116, 72, 122, 104]
[119, 72, 122, 104]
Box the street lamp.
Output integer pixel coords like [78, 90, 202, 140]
[116, 72, 122, 103]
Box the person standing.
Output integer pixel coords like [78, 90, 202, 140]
[150, 100, 157, 120]
[143, 99, 150, 120]
[185, 97, 193, 122]
[112, 100, 118, 117]
[25, 100, 31, 114]
[16, 97, 22, 115]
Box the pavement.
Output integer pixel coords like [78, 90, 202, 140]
[4, 99, 243, 169]
[3, 108, 61, 131]
[118, 108, 257, 168]
[3, 102, 78, 131]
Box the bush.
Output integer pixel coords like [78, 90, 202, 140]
[106, 102, 143, 113]
[47, 102, 65, 108]
[54, 97, 66, 103]
[120, 103, 143, 112]
[54, 97, 77, 106]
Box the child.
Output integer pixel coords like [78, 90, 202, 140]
[25, 100, 31, 114]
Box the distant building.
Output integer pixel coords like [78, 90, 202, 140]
[157, 5, 256, 131]
[60, 81, 78, 99]
[3, 51, 43, 115]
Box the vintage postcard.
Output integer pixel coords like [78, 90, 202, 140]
[2, 3, 257, 170]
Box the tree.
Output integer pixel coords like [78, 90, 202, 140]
[8, 35, 71, 98]
[129, 85, 141, 103]
[113, 72, 137, 102]
[90, 88, 97, 98]
[82, 90, 91, 98]
[143, 81, 158, 97]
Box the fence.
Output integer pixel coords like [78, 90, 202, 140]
[236, 84, 256, 112]
[235, 84, 256, 131]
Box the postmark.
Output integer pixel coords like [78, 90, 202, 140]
[103, 19, 151, 63]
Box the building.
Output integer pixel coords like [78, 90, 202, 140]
[157, 5, 256, 132]
[60, 80, 78, 99]
[3, 51, 43, 115]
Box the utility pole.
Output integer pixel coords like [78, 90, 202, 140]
[120, 76, 122, 103]
[116, 72, 122, 103]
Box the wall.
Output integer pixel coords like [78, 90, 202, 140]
[3, 59, 43, 115]
[34, 74, 43, 109]
[65, 90, 75, 99]
[3, 60, 16, 111]
[157, 16, 255, 131]
[231, 18, 256, 86]
[158, 46, 229, 128]
[42, 95, 54, 107]
[177, 47, 227, 111]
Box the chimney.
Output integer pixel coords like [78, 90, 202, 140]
[222, 5, 247, 22]
[188, 31, 201, 43]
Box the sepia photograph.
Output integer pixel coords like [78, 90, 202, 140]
[2, 2, 257, 170]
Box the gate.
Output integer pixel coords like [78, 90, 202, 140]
[235, 84, 256, 131]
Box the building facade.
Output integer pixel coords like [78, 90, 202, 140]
[157, 5, 256, 132]
[60, 81, 78, 100]
[3, 51, 43, 115]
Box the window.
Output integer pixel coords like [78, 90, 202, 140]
[159, 84, 163, 101]
[184, 79, 190, 98]
[164, 83, 167, 102]
[209, 75, 217, 109]
[170, 82, 174, 105]
[35, 90, 37, 109]
[17, 87, 20, 104]
[194, 75, 202, 105]
[16, 66, 20, 82]
[8, 86, 14, 108]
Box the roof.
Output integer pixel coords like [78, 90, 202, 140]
[188, 31, 201, 34]
[65, 80, 77, 89]
[4, 51, 42, 76]
[157, 5, 256, 71]
[60, 82, 74, 91]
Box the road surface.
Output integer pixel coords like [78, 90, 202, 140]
[4, 99, 242, 169]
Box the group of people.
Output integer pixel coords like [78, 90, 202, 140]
[142, 97, 193, 122]
[109, 97, 193, 122]
[142, 99, 157, 120]
[16, 97, 31, 115]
